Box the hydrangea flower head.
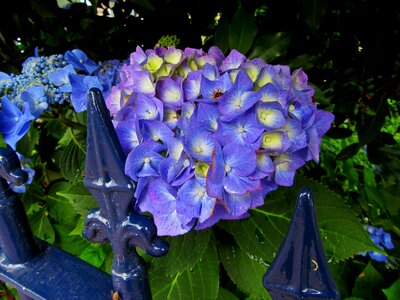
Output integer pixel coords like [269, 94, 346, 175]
[103, 46, 335, 236]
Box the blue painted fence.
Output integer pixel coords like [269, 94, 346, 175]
[0, 88, 339, 300]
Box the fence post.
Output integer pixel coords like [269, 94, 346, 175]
[0, 148, 39, 265]
[263, 187, 340, 300]
[83, 88, 169, 300]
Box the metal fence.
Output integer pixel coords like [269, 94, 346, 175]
[0, 89, 339, 300]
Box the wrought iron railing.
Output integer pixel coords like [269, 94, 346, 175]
[0, 88, 339, 300]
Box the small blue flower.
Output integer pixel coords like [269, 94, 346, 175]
[20, 86, 48, 118]
[9, 152, 35, 193]
[360, 225, 395, 263]
[0, 95, 35, 149]
[64, 49, 99, 75]
[69, 74, 103, 112]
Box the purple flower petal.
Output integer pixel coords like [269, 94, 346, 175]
[260, 130, 291, 155]
[200, 72, 232, 102]
[156, 77, 183, 109]
[196, 103, 219, 132]
[164, 47, 183, 65]
[125, 140, 166, 180]
[220, 49, 246, 72]
[206, 141, 225, 199]
[141, 119, 174, 144]
[195, 204, 249, 230]
[130, 46, 147, 65]
[274, 154, 305, 186]
[224, 174, 261, 196]
[224, 192, 253, 216]
[183, 70, 202, 101]
[134, 93, 163, 121]
[132, 70, 155, 96]
[214, 113, 263, 148]
[223, 143, 256, 177]
[115, 118, 141, 154]
[255, 102, 286, 130]
[177, 178, 216, 223]
[184, 129, 215, 163]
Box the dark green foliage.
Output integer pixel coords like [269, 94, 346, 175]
[1, 0, 400, 299]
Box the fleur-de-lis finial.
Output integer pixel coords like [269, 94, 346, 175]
[83, 88, 169, 300]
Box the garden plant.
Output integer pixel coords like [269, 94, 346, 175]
[0, 0, 399, 299]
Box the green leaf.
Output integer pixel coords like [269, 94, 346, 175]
[248, 32, 291, 63]
[214, 17, 230, 54]
[47, 181, 79, 225]
[229, 5, 257, 54]
[0, 134, 6, 148]
[131, 0, 155, 11]
[222, 175, 381, 265]
[352, 262, 385, 300]
[287, 54, 318, 71]
[45, 116, 67, 139]
[55, 130, 86, 181]
[56, 127, 73, 149]
[329, 260, 363, 299]
[52, 223, 90, 257]
[383, 278, 400, 300]
[150, 229, 211, 276]
[69, 217, 85, 236]
[79, 244, 106, 268]
[30, 210, 55, 244]
[357, 97, 388, 146]
[218, 287, 240, 300]
[56, 182, 97, 216]
[219, 238, 271, 300]
[302, 0, 328, 32]
[16, 125, 40, 156]
[150, 235, 219, 300]
[336, 143, 361, 160]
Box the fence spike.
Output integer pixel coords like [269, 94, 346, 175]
[263, 187, 340, 300]
[83, 88, 169, 300]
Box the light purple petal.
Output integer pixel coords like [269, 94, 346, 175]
[224, 174, 261, 196]
[224, 192, 253, 216]
[255, 102, 286, 129]
[206, 141, 225, 199]
[274, 155, 305, 186]
[185, 130, 215, 163]
[141, 120, 174, 144]
[183, 70, 202, 101]
[132, 70, 155, 96]
[115, 118, 141, 154]
[156, 77, 183, 109]
[220, 49, 246, 72]
[223, 143, 256, 177]
[195, 204, 249, 230]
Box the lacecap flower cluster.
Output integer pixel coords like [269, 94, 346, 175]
[105, 46, 335, 236]
[0, 49, 121, 149]
[0, 49, 121, 194]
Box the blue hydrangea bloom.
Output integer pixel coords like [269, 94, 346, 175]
[84, 46, 335, 235]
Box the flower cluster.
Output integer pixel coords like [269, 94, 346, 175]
[361, 225, 395, 263]
[0, 49, 121, 149]
[105, 46, 335, 236]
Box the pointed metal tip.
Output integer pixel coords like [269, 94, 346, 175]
[263, 187, 340, 299]
[297, 186, 315, 210]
